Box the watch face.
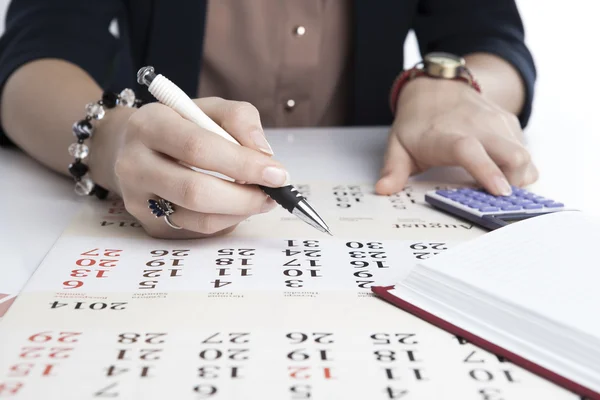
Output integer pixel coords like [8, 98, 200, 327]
[425, 52, 465, 69]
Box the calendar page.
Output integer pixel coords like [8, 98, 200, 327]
[0, 182, 579, 399]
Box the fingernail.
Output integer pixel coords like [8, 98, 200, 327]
[250, 129, 274, 155]
[494, 176, 512, 196]
[260, 197, 278, 213]
[262, 166, 289, 186]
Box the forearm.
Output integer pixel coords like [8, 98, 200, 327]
[0, 59, 132, 194]
[464, 53, 526, 116]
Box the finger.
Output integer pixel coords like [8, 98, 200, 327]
[164, 208, 252, 235]
[121, 188, 248, 239]
[437, 134, 512, 196]
[480, 134, 533, 187]
[122, 149, 276, 215]
[132, 104, 289, 187]
[375, 133, 415, 195]
[194, 97, 274, 155]
[522, 162, 539, 186]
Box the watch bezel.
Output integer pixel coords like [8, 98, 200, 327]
[423, 52, 466, 79]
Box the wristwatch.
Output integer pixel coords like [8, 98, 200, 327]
[389, 52, 481, 114]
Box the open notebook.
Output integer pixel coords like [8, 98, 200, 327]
[373, 211, 600, 399]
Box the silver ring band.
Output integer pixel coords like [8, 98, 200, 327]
[148, 197, 183, 230]
[164, 214, 182, 230]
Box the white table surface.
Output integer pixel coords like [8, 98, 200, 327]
[0, 125, 594, 283]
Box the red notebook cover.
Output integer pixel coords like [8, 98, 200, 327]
[372, 285, 600, 400]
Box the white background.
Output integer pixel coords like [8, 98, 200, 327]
[0, 0, 598, 208]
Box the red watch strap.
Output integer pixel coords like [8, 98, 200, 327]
[389, 67, 481, 115]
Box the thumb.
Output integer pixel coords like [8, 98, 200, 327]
[375, 133, 415, 195]
[194, 97, 274, 156]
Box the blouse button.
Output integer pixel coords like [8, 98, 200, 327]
[285, 99, 296, 111]
[293, 26, 306, 36]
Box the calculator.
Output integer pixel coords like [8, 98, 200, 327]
[424, 187, 567, 230]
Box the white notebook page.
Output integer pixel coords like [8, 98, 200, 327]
[421, 211, 600, 339]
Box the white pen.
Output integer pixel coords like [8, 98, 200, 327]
[136, 66, 331, 235]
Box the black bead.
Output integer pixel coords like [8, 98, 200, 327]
[68, 161, 89, 178]
[102, 91, 118, 108]
[72, 120, 93, 140]
[94, 185, 109, 199]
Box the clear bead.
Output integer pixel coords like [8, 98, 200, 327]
[85, 102, 105, 120]
[119, 88, 136, 107]
[68, 143, 89, 159]
[74, 176, 94, 196]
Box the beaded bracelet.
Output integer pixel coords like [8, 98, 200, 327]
[69, 89, 142, 198]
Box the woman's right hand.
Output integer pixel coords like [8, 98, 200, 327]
[106, 97, 286, 239]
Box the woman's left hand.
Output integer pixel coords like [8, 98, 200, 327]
[375, 77, 538, 196]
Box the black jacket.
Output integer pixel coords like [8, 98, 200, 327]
[0, 0, 535, 145]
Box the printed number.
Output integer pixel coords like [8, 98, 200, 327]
[385, 387, 409, 399]
[349, 251, 386, 259]
[50, 301, 127, 310]
[290, 385, 311, 399]
[197, 366, 240, 379]
[374, 350, 396, 362]
[0, 382, 24, 396]
[28, 332, 81, 343]
[351, 260, 389, 269]
[193, 385, 217, 398]
[346, 241, 383, 249]
[117, 333, 166, 345]
[409, 243, 447, 250]
[80, 248, 122, 257]
[19, 347, 73, 359]
[62, 280, 84, 289]
[201, 333, 250, 344]
[150, 249, 190, 257]
[478, 388, 503, 400]
[199, 349, 249, 361]
[94, 382, 119, 398]
[287, 349, 330, 361]
[286, 240, 319, 248]
[370, 333, 418, 345]
[286, 332, 334, 344]
[217, 249, 255, 256]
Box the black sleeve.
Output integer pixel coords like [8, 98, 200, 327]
[413, 0, 536, 127]
[0, 0, 125, 146]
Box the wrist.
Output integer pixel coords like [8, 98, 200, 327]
[395, 77, 472, 114]
[390, 52, 481, 116]
[87, 106, 136, 196]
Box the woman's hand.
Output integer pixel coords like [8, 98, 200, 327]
[100, 97, 286, 239]
[375, 77, 538, 196]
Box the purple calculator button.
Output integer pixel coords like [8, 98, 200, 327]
[501, 205, 522, 211]
[523, 204, 543, 210]
[513, 199, 533, 205]
[479, 206, 500, 212]
[544, 202, 564, 208]
[436, 190, 455, 197]
[457, 188, 473, 194]
[467, 202, 484, 209]
[537, 199, 555, 205]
